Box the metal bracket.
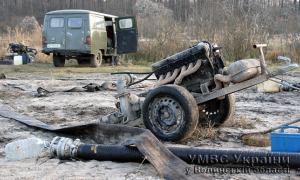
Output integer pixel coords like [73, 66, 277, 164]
[200, 82, 210, 95]
[195, 74, 268, 104]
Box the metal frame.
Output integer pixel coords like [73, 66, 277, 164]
[194, 74, 268, 104]
[192, 44, 298, 104]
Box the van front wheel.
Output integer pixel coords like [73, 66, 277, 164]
[53, 55, 65, 67]
[91, 51, 102, 67]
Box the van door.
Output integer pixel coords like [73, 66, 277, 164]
[65, 15, 86, 51]
[116, 17, 138, 54]
[46, 16, 65, 50]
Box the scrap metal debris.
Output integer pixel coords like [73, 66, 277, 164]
[0, 42, 37, 65]
[35, 81, 117, 97]
[0, 104, 204, 180]
[257, 78, 300, 93]
[2, 104, 300, 180]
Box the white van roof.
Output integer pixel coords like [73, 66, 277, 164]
[46, 9, 118, 18]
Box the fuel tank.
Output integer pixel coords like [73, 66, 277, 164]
[227, 59, 261, 83]
[214, 59, 261, 89]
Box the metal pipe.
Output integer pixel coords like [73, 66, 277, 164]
[253, 44, 268, 75]
[127, 72, 154, 87]
[174, 60, 202, 85]
[155, 68, 180, 87]
[116, 76, 135, 121]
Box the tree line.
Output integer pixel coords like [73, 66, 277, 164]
[0, 0, 300, 63]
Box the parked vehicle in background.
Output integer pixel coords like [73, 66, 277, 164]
[42, 9, 138, 67]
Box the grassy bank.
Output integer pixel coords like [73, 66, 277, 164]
[1, 61, 299, 78]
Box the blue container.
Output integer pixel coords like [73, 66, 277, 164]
[271, 125, 300, 152]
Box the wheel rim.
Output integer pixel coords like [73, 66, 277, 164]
[96, 52, 102, 64]
[198, 97, 228, 125]
[148, 96, 185, 135]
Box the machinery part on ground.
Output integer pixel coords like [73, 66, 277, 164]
[50, 136, 81, 159]
[151, 42, 217, 90]
[214, 59, 261, 90]
[142, 85, 199, 141]
[151, 41, 225, 92]
[149, 41, 229, 128]
[53, 54, 65, 67]
[280, 82, 300, 91]
[151, 41, 211, 78]
[99, 111, 124, 124]
[269, 77, 300, 91]
[116, 76, 143, 123]
[49, 136, 300, 169]
[198, 93, 235, 127]
[90, 51, 103, 67]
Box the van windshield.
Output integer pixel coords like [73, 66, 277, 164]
[50, 18, 64, 28]
[68, 18, 82, 28]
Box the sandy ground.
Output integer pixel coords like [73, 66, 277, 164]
[0, 68, 299, 180]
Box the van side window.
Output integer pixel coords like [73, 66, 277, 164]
[93, 17, 105, 29]
[68, 18, 82, 28]
[119, 19, 133, 29]
[50, 18, 64, 28]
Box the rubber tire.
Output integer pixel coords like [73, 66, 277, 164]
[53, 55, 65, 67]
[199, 93, 235, 127]
[142, 85, 199, 141]
[77, 58, 84, 65]
[90, 51, 103, 67]
[77, 58, 90, 66]
[111, 56, 119, 66]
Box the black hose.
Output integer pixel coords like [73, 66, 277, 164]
[127, 72, 154, 87]
[77, 144, 144, 162]
[170, 147, 298, 168]
[110, 71, 155, 87]
[77, 144, 299, 168]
